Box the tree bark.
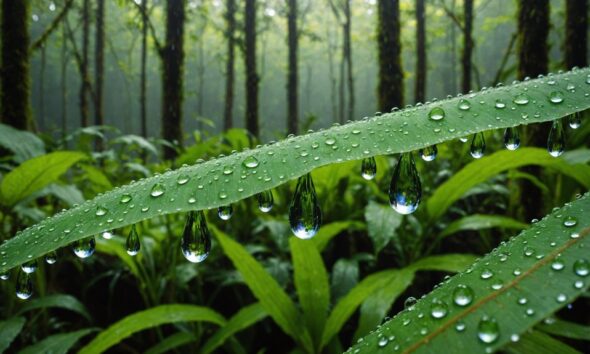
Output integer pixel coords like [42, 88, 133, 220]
[287, 0, 298, 134]
[94, 0, 105, 129]
[161, 0, 186, 159]
[245, 0, 259, 137]
[140, 0, 148, 138]
[461, 0, 473, 92]
[39, 45, 46, 130]
[1, 0, 31, 130]
[80, 0, 90, 127]
[414, 0, 426, 103]
[377, 0, 404, 112]
[565, 0, 587, 69]
[61, 23, 68, 139]
[223, 0, 236, 131]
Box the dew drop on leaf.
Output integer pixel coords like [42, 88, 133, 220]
[44, 251, 57, 265]
[513, 93, 530, 105]
[181, 211, 211, 263]
[0, 271, 9, 281]
[95, 205, 108, 216]
[547, 119, 566, 157]
[453, 284, 474, 306]
[177, 174, 190, 184]
[361, 157, 377, 180]
[568, 112, 581, 129]
[16, 270, 33, 300]
[21, 259, 38, 274]
[404, 296, 417, 310]
[289, 173, 322, 239]
[573, 259, 589, 277]
[120, 194, 132, 204]
[480, 268, 494, 279]
[563, 216, 577, 227]
[503, 127, 520, 150]
[548, 91, 564, 104]
[325, 137, 337, 146]
[150, 183, 165, 197]
[430, 299, 448, 319]
[257, 190, 274, 213]
[420, 145, 438, 162]
[470, 133, 486, 159]
[126, 225, 141, 256]
[389, 153, 421, 215]
[458, 99, 471, 111]
[218, 205, 234, 220]
[428, 107, 445, 121]
[494, 99, 506, 109]
[72, 237, 96, 259]
[242, 156, 260, 168]
[477, 315, 499, 344]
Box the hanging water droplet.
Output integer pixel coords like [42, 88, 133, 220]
[120, 194, 132, 204]
[126, 225, 141, 256]
[470, 132, 486, 159]
[573, 259, 589, 277]
[21, 259, 38, 274]
[430, 300, 448, 319]
[513, 93, 530, 105]
[548, 91, 564, 104]
[547, 119, 566, 157]
[453, 284, 474, 306]
[428, 107, 445, 121]
[568, 112, 581, 129]
[257, 190, 274, 213]
[44, 251, 57, 265]
[459, 136, 469, 143]
[389, 153, 421, 215]
[150, 183, 165, 197]
[361, 157, 377, 180]
[420, 145, 438, 162]
[102, 231, 113, 239]
[563, 216, 577, 227]
[494, 99, 506, 109]
[95, 205, 108, 216]
[16, 270, 33, 300]
[242, 156, 259, 169]
[458, 99, 471, 110]
[404, 297, 417, 310]
[218, 205, 234, 220]
[289, 173, 322, 239]
[72, 237, 96, 259]
[477, 316, 499, 344]
[181, 210, 211, 263]
[503, 127, 520, 150]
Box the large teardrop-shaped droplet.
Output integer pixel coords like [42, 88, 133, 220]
[503, 127, 520, 150]
[218, 205, 233, 220]
[21, 259, 38, 274]
[181, 211, 211, 263]
[420, 145, 438, 162]
[45, 251, 57, 265]
[257, 190, 274, 213]
[469, 132, 486, 158]
[126, 225, 141, 256]
[547, 119, 566, 157]
[72, 237, 96, 259]
[16, 270, 33, 300]
[361, 157, 377, 180]
[289, 173, 322, 239]
[389, 153, 422, 215]
[568, 112, 581, 129]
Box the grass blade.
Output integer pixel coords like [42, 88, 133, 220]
[17, 294, 92, 321]
[18, 328, 96, 354]
[439, 215, 528, 239]
[505, 331, 581, 354]
[538, 319, 590, 341]
[0, 317, 26, 353]
[144, 332, 195, 354]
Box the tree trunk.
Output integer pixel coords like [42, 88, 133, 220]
[344, 0, 354, 122]
[161, 0, 186, 159]
[327, 26, 338, 123]
[287, 0, 298, 134]
[140, 0, 148, 138]
[79, 0, 90, 128]
[61, 23, 68, 139]
[1, 0, 31, 130]
[414, 0, 426, 103]
[449, 0, 457, 94]
[377, 0, 404, 112]
[223, 0, 236, 131]
[94, 0, 105, 129]
[517, 0, 550, 221]
[461, 0, 473, 92]
[565, 0, 587, 69]
[244, 0, 259, 137]
[39, 45, 47, 130]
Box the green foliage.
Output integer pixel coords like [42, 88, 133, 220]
[0, 317, 26, 353]
[0, 123, 44, 163]
[16, 294, 92, 321]
[19, 329, 96, 354]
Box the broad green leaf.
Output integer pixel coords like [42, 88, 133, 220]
[19, 328, 96, 354]
[348, 193, 590, 353]
[0, 317, 26, 353]
[331, 258, 360, 301]
[1, 69, 589, 273]
[95, 237, 141, 278]
[79, 305, 226, 354]
[439, 215, 528, 239]
[79, 164, 113, 190]
[144, 332, 195, 354]
[311, 221, 364, 252]
[290, 237, 331, 350]
[213, 227, 313, 351]
[427, 148, 590, 221]
[0, 123, 45, 163]
[505, 330, 581, 354]
[538, 319, 590, 341]
[364, 201, 402, 253]
[17, 294, 92, 321]
[201, 303, 268, 354]
[0, 151, 86, 206]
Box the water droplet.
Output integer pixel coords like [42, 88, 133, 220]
[150, 183, 165, 197]
[513, 93, 530, 105]
[44, 251, 57, 265]
[430, 300, 448, 319]
[289, 174, 322, 239]
[495, 99, 506, 109]
[563, 216, 577, 227]
[548, 91, 564, 104]
[574, 280, 584, 289]
[526, 308, 535, 316]
[574, 259, 589, 277]
[459, 136, 468, 143]
[568, 112, 581, 129]
[470, 133, 486, 158]
[518, 297, 528, 305]
[524, 246, 536, 257]
[455, 321, 466, 332]
[120, 194, 132, 204]
[258, 190, 274, 213]
[96, 205, 108, 216]
[547, 119, 566, 157]
[218, 205, 234, 220]
[551, 260, 564, 271]
[389, 153, 421, 215]
[102, 231, 113, 239]
[453, 284, 474, 306]
[477, 316, 499, 344]
[404, 297, 417, 309]
[181, 211, 211, 263]
[325, 137, 337, 146]
[361, 157, 377, 180]
[16, 270, 33, 300]
[242, 156, 259, 169]
[458, 99, 471, 110]
[510, 334, 520, 342]
[177, 174, 190, 184]
[21, 259, 38, 274]
[556, 293, 567, 303]
[480, 268, 494, 279]
[503, 127, 520, 150]
[428, 107, 445, 121]
[72, 237, 96, 258]
[0, 271, 8, 281]
[420, 145, 438, 162]
[126, 225, 141, 256]
[377, 337, 388, 348]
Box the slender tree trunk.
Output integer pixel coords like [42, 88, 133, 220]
[79, 0, 90, 127]
[1, 0, 31, 130]
[377, 0, 404, 112]
[517, 0, 550, 221]
[61, 23, 68, 139]
[197, 37, 205, 118]
[140, 0, 148, 138]
[339, 33, 345, 123]
[414, 0, 426, 103]
[223, 0, 236, 131]
[461, 0, 473, 92]
[344, 0, 354, 122]
[94, 0, 105, 129]
[327, 26, 338, 123]
[161, 0, 186, 159]
[450, 0, 457, 94]
[244, 0, 259, 137]
[287, 0, 298, 134]
[40, 45, 47, 130]
[565, 0, 587, 69]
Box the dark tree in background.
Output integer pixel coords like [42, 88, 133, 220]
[461, 0, 473, 92]
[245, 0, 259, 137]
[80, 0, 91, 127]
[223, 0, 236, 131]
[377, 0, 404, 111]
[517, 0, 550, 221]
[564, 0, 587, 69]
[287, 0, 298, 134]
[414, 0, 426, 103]
[1, 0, 31, 130]
[140, 0, 148, 138]
[95, 0, 105, 128]
[161, 0, 186, 159]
